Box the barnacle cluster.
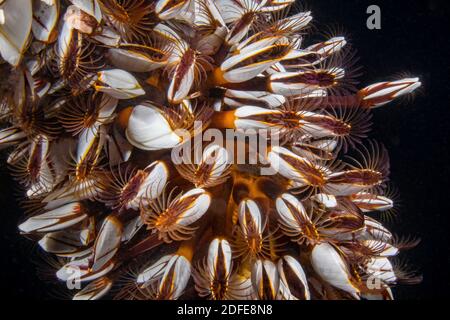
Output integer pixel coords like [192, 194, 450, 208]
[0, 0, 422, 300]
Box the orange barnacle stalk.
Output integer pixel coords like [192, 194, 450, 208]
[0, 0, 421, 300]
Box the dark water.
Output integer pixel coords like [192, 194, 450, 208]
[310, 0, 450, 300]
[0, 0, 448, 300]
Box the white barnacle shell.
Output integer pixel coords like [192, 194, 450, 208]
[155, 0, 193, 21]
[0, 0, 32, 66]
[167, 44, 198, 104]
[311, 242, 360, 299]
[261, 0, 295, 12]
[306, 37, 347, 58]
[38, 228, 92, 257]
[19, 202, 86, 233]
[366, 257, 397, 284]
[140, 187, 211, 241]
[138, 254, 191, 299]
[207, 238, 232, 280]
[268, 72, 313, 96]
[56, 18, 76, 69]
[363, 240, 399, 257]
[268, 146, 325, 184]
[107, 47, 168, 73]
[311, 193, 338, 208]
[215, 0, 246, 24]
[359, 217, 393, 242]
[351, 192, 394, 212]
[224, 90, 285, 108]
[234, 106, 279, 131]
[221, 36, 286, 83]
[157, 254, 191, 299]
[69, 0, 102, 23]
[276, 193, 311, 230]
[138, 161, 170, 201]
[171, 188, 211, 227]
[126, 161, 170, 210]
[56, 255, 115, 283]
[126, 104, 183, 151]
[91, 215, 123, 272]
[277, 256, 310, 300]
[95, 69, 145, 100]
[251, 259, 279, 300]
[360, 78, 422, 108]
[0, 127, 27, 150]
[196, 26, 227, 56]
[202, 144, 229, 173]
[238, 199, 263, 238]
[193, 238, 234, 300]
[137, 255, 172, 286]
[275, 11, 312, 32]
[73, 277, 113, 300]
[31, 0, 59, 43]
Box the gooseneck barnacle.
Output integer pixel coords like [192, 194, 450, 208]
[0, 0, 421, 300]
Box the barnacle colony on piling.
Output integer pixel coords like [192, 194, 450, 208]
[0, 0, 422, 300]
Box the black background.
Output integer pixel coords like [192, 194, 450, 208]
[0, 0, 449, 300]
